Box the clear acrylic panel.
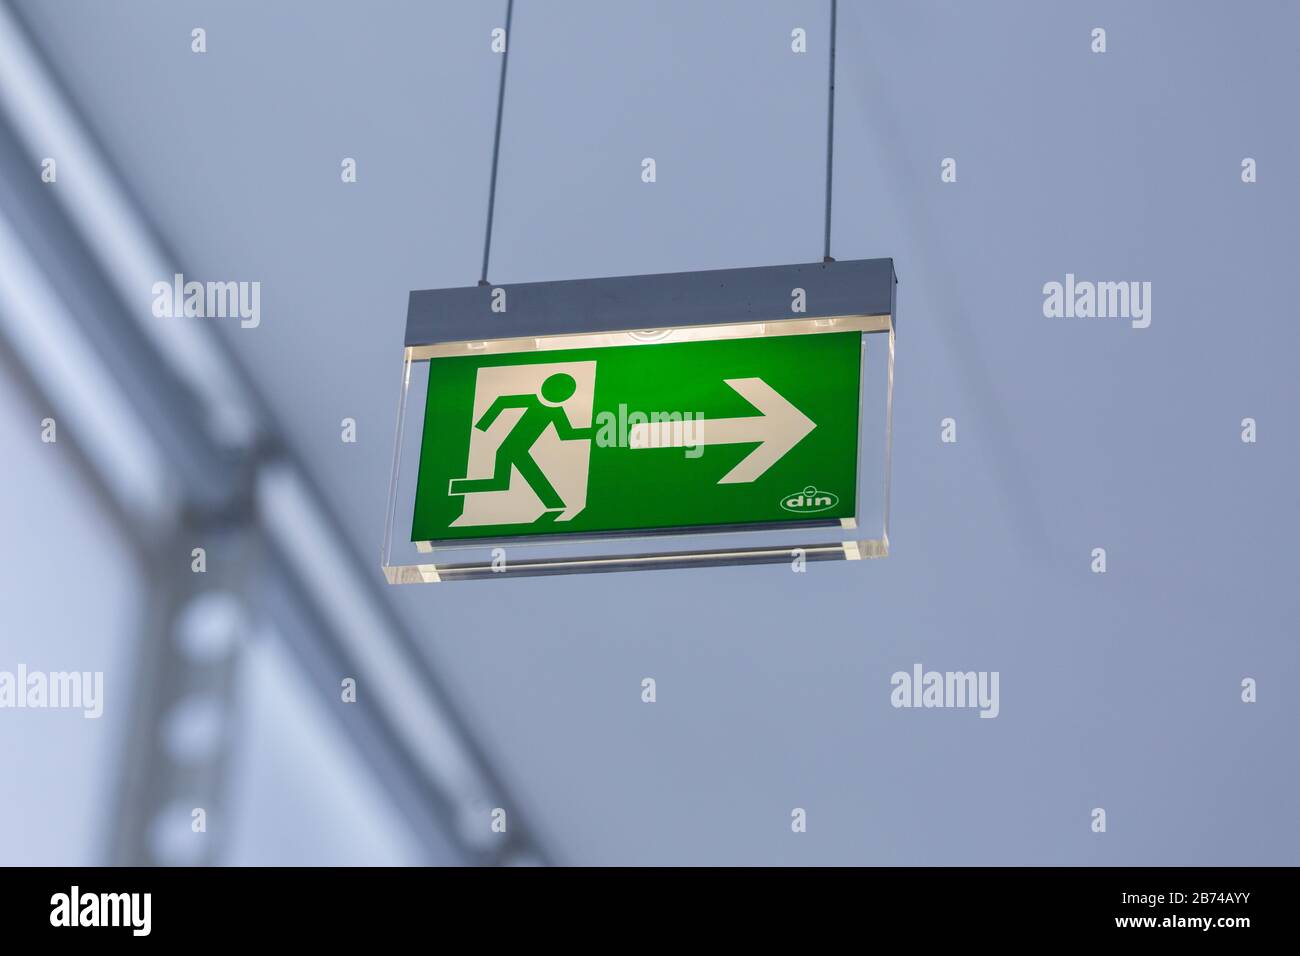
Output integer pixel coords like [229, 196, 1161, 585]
[382, 314, 893, 583]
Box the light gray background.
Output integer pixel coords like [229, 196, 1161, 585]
[2, 0, 1297, 864]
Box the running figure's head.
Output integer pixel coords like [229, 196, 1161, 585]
[540, 372, 577, 405]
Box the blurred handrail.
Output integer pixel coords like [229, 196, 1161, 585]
[0, 0, 549, 866]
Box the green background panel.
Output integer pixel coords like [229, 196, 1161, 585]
[412, 332, 861, 541]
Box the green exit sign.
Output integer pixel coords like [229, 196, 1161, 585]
[383, 260, 896, 582]
[413, 330, 860, 542]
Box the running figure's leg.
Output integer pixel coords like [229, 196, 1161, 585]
[449, 442, 519, 495]
[512, 452, 565, 508]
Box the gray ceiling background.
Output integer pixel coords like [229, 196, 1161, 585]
[5, 0, 1298, 864]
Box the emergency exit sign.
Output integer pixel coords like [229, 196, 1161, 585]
[412, 330, 861, 542]
[386, 258, 896, 581]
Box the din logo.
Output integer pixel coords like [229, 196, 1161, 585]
[780, 485, 838, 514]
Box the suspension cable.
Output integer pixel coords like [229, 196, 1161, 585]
[823, 0, 838, 263]
[479, 0, 515, 286]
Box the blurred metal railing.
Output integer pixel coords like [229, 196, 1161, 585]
[0, 0, 549, 866]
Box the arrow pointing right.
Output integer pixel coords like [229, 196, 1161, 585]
[627, 377, 816, 484]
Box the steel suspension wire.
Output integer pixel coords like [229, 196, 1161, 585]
[479, 0, 515, 286]
[823, 0, 838, 262]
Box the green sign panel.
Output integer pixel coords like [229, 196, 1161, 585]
[411, 331, 861, 542]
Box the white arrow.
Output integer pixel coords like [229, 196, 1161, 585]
[627, 377, 816, 484]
